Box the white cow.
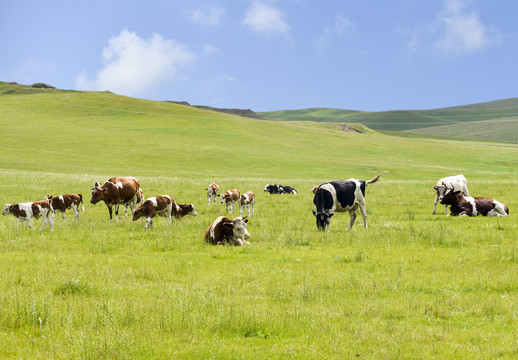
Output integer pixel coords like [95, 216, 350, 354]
[433, 174, 469, 214]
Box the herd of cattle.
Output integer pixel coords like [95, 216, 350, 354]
[1, 173, 509, 245]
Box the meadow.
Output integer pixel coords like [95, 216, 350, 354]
[0, 83, 518, 359]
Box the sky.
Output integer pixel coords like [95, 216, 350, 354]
[1, 0, 517, 112]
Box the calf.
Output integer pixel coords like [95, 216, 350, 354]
[2, 201, 53, 231]
[206, 182, 219, 206]
[44, 194, 84, 222]
[239, 191, 255, 217]
[312, 172, 384, 232]
[90, 177, 140, 220]
[433, 174, 469, 214]
[220, 189, 240, 213]
[440, 189, 509, 217]
[204, 216, 250, 245]
[132, 195, 173, 230]
[172, 203, 198, 219]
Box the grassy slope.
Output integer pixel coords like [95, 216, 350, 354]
[1, 83, 518, 359]
[258, 98, 518, 141]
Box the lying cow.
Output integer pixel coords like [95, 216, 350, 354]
[440, 189, 509, 217]
[313, 172, 385, 231]
[220, 189, 240, 213]
[204, 216, 250, 245]
[2, 201, 53, 231]
[264, 184, 298, 194]
[132, 195, 173, 230]
[91, 177, 140, 220]
[239, 191, 255, 217]
[44, 194, 84, 222]
[433, 174, 469, 214]
[172, 203, 198, 219]
[206, 182, 219, 206]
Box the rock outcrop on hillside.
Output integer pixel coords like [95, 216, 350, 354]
[165, 101, 261, 119]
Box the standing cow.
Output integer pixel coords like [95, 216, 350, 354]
[2, 201, 53, 231]
[132, 195, 173, 230]
[206, 182, 219, 206]
[44, 194, 84, 222]
[220, 189, 240, 213]
[433, 174, 469, 214]
[90, 177, 140, 220]
[313, 172, 384, 232]
[440, 189, 508, 217]
[239, 191, 255, 217]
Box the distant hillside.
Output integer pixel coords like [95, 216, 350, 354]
[258, 98, 518, 143]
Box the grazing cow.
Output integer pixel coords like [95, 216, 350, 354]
[433, 174, 469, 214]
[206, 182, 219, 206]
[90, 177, 140, 220]
[172, 203, 198, 219]
[264, 184, 298, 194]
[220, 189, 240, 213]
[132, 195, 173, 230]
[204, 216, 250, 245]
[440, 189, 509, 217]
[44, 194, 84, 222]
[125, 188, 143, 216]
[2, 201, 53, 231]
[312, 172, 385, 232]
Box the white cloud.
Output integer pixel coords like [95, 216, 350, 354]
[334, 13, 356, 36]
[410, 0, 500, 56]
[243, 1, 290, 37]
[191, 6, 225, 26]
[313, 13, 356, 53]
[76, 29, 194, 97]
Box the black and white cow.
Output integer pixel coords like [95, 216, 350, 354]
[264, 184, 298, 195]
[312, 172, 384, 232]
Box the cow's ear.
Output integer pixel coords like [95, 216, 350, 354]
[328, 213, 334, 218]
[222, 221, 233, 229]
[454, 190, 461, 195]
[242, 217, 248, 223]
[312, 210, 317, 216]
[433, 186, 438, 190]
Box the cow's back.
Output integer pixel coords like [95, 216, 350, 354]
[107, 177, 140, 203]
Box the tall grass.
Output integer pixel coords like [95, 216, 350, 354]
[0, 88, 517, 358]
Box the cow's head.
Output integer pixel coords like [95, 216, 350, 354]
[43, 195, 53, 201]
[433, 184, 448, 201]
[132, 206, 146, 221]
[220, 193, 230, 203]
[440, 189, 461, 206]
[313, 210, 333, 231]
[2, 204, 12, 216]
[223, 217, 250, 245]
[90, 187, 107, 204]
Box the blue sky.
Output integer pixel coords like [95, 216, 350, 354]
[1, 0, 517, 111]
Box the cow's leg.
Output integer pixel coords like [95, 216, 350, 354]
[62, 211, 66, 221]
[433, 195, 439, 214]
[230, 202, 234, 214]
[26, 217, 35, 230]
[252, 201, 255, 216]
[73, 204, 79, 221]
[167, 204, 172, 222]
[240, 204, 244, 216]
[359, 205, 368, 231]
[346, 211, 357, 232]
[207, 195, 211, 206]
[115, 204, 120, 220]
[39, 214, 48, 231]
[107, 205, 113, 221]
[444, 204, 449, 214]
[144, 217, 153, 230]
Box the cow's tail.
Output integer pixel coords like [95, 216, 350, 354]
[366, 171, 387, 185]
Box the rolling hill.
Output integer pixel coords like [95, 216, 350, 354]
[258, 98, 518, 142]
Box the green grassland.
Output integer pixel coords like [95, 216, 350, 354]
[1, 82, 518, 359]
[258, 98, 518, 142]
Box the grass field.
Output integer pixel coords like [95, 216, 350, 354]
[1, 82, 518, 359]
[258, 98, 518, 142]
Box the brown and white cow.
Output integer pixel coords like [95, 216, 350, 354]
[125, 188, 144, 216]
[440, 189, 509, 217]
[132, 195, 173, 230]
[2, 201, 53, 231]
[206, 182, 219, 206]
[239, 191, 255, 217]
[220, 189, 240, 213]
[90, 177, 140, 220]
[44, 194, 84, 222]
[433, 174, 469, 214]
[204, 216, 250, 246]
[171, 203, 198, 219]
